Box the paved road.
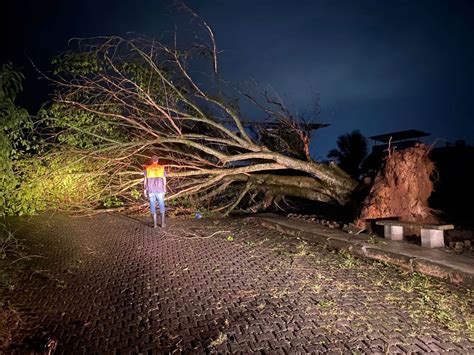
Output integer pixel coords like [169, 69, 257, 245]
[3, 213, 474, 353]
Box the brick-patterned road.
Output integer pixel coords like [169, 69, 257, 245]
[3, 213, 473, 353]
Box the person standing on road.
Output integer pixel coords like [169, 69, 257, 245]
[143, 155, 167, 228]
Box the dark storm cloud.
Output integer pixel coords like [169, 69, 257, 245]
[3, 0, 474, 157]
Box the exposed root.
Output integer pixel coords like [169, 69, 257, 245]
[357, 144, 438, 229]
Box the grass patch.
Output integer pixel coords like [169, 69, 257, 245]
[209, 332, 227, 347]
[393, 272, 474, 340]
[367, 234, 385, 245]
[337, 249, 360, 269]
[317, 300, 335, 309]
[294, 240, 310, 256]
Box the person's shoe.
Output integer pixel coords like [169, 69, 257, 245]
[161, 213, 166, 228]
[152, 213, 158, 228]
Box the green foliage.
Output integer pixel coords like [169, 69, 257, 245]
[52, 51, 102, 76]
[0, 62, 24, 104]
[0, 63, 33, 216]
[103, 195, 124, 208]
[52, 49, 175, 105]
[199, 209, 220, 218]
[0, 57, 147, 216]
[130, 189, 141, 200]
[3, 153, 105, 216]
[1, 63, 105, 216]
[168, 196, 194, 208]
[38, 103, 129, 149]
[2, 45, 185, 216]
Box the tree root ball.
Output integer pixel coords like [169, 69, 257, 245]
[357, 144, 438, 230]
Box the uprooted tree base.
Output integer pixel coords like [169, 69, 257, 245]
[356, 144, 438, 229]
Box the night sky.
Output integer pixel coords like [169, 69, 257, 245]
[3, 0, 474, 159]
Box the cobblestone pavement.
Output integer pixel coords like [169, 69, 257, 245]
[3, 213, 474, 353]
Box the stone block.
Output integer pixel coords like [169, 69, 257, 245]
[384, 225, 404, 241]
[421, 229, 445, 248]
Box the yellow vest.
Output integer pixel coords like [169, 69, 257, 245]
[145, 163, 165, 178]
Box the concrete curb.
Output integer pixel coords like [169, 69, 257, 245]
[254, 216, 474, 289]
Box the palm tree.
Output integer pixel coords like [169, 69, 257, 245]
[328, 130, 367, 180]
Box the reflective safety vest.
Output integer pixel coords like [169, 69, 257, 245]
[144, 163, 166, 193]
[145, 163, 165, 178]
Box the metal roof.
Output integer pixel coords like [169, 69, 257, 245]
[369, 129, 430, 143]
[251, 122, 329, 130]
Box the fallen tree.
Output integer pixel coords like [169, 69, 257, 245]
[42, 27, 357, 214]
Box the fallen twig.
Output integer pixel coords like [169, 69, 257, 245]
[175, 230, 231, 239]
[11, 255, 47, 265]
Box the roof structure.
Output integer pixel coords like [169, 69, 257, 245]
[369, 129, 430, 143]
[247, 121, 329, 131]
[221, 119, 329, 131]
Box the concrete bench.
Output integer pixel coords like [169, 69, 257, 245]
[376, 220, 454, 248]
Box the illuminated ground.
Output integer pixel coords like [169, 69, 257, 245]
[4, 213, 473, 353]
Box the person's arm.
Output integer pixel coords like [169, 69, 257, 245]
[163, 169, 167, 192]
